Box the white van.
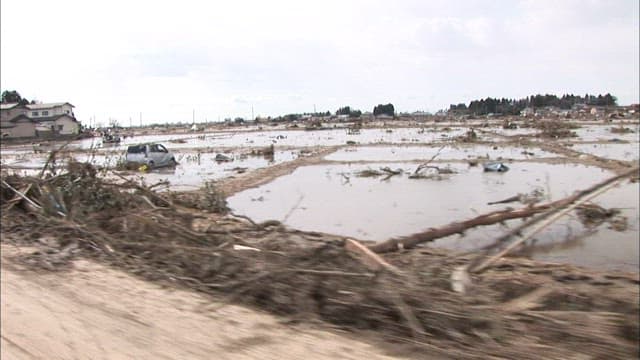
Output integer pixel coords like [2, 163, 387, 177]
[125, 143, 176, 168]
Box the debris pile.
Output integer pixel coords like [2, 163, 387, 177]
[535, 121, 579, 138]
[1, 161, 639, 359]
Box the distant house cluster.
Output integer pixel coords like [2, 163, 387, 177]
[0, 102, 80, 138]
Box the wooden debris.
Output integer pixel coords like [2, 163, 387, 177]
[344, 238, 402, 275]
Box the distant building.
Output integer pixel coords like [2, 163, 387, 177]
[1, 114, 36, 138]
[0, 101, 79, 138]
[26, 102, 75, 119]
[520, 107, 535, 117]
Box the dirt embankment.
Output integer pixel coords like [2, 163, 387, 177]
[1, 245, 399, 360]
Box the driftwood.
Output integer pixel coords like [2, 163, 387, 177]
[469, 176, 625, 273]
[369, 167, 639, 253]
[413, 145, 445, 175]
[344, 238, 402, 275]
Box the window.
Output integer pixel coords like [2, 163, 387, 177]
[58, 125, 63, 131]
[65, 110, 70, 114]
[127, 145, 144, 153]
[32, 111, 39, 116]
[42, 111, 49, 116]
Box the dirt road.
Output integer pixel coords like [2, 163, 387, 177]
[1, 245, 399, 360]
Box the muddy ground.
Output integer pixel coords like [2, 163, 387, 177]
[1, 118, 639, 359]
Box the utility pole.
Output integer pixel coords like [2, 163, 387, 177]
[139, 112, 142, 127]
[251, 105, 254, 120]
[314, 104, 316, 114]
[129, 117, 132, 128]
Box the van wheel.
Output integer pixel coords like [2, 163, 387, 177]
[147, 160, 155, 168]
[169, 157, 177, 166]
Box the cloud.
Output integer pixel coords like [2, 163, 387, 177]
[1, 0, 638, 124]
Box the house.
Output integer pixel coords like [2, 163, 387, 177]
[36, 114, 80, 135]
[0, 103, 28, 124]
[0, 101, 79, 138]
[1, 114, 36, 138]
[26, 102, 75, 118]
[520, 107, 535, 117]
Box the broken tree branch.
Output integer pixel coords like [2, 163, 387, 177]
[413, 145, 445, 175]
[469, 176, 625, 273]
[369, 167, 639, 253]
[344, 238, 403, 276]
[1, 180, 42, 210]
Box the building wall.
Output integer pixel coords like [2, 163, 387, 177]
[1, 106, 27, 122]
[55, 116, 79, 134]
[6, 121, 36, 138]
[29, 104, 74, 118]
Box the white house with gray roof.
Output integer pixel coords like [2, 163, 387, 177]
[0, 101, 79, 138]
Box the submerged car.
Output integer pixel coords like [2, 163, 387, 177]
[125, 143, 176, 168]
[483, 162, 509, 172]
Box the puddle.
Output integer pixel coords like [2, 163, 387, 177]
[569, 142, 640, 161]
[228, 162, 637, 271]
[325, 145, 558, 162]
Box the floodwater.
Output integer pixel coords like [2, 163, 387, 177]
[1, 150, 299, 190]
[571, 124, 640, 142]
[487, 127, 540, 136]
[570, 142, 640, 161]
[34, 127, 475, 151]
[136, 150, 299, 191]
[228, 162, 638, 271]
[325, 145, 559, 162]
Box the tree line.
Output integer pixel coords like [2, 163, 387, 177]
[449, 93, 618, 116]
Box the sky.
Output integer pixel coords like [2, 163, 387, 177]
[1, 0, 638, 126]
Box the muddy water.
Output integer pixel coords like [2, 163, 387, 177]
[140, 151, 299, 191]
[572, 124, 640, 142]
[1, 150, 299, 191]
[228, 162, 638, 271]
[42, 127, 474, 151]
[535, 182, 639, 271]
[325, 145, 559, 162]
[570, 142, 640, 161]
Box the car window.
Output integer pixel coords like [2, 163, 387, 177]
[158, 144, 168, 153]
[127, 145, 143, 153]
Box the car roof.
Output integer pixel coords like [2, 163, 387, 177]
[127, 142, 164, 147]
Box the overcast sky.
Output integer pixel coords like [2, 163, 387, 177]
[1, 0, 638, 125]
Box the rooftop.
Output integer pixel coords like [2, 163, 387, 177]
[26, 102, 74, 110]
[0, 103, 22, 110]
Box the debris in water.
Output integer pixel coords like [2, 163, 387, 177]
[483, 162, 509, 172]
[215, 153, 233, 162]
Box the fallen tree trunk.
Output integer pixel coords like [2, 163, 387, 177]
[369, 167, 639, 253]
